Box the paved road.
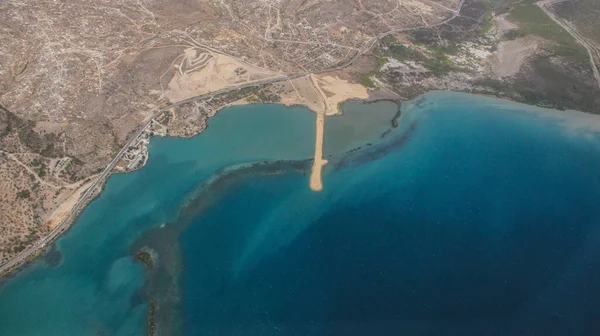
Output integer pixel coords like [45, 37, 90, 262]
[0, 78, 303, 276]
[0, 0, 466, 276]
[537, 0, 600, 89]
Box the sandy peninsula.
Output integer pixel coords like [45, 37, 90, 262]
[279, 74, 369, 191]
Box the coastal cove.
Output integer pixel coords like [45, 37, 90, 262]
[2, 91, 600, 335]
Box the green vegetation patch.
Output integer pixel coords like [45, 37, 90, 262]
[255, 90, 281, 103]
[61, 157, 84, 182]
[550, 0, 600, 43]
[7, 232, 40, 254]
[16, 190, 30, 199]
[359, 73, 377, 88]
[473, 53, 600, 113]
[423, 50, 459, 76]
[377, 56, 388, 68]
[503, 28, 527, 40]
[0, 105, 14, 138]
[432, 42, 461, 55]
[234, 86, 280, 103]
[141, 24, 160, 34]
[40, 143, 61, 158]
[481, 10, 494, 35]
[508, 2, 588, 62]
[378, 35, 462, 77]
[35, 163, 47, 178]
[387, 44, 426, 61]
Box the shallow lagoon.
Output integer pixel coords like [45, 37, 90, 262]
[2, 92, 600, 335]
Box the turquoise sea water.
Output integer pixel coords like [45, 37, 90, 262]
[2, 92, 600, 335]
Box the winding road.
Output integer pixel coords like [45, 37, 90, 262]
[0, 0, 466, 277]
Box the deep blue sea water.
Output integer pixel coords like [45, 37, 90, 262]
[2, 92, 600, 335]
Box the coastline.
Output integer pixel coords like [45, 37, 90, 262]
[3, 90, 600, 336]
[0, 83, 356, 279]
[0, 181, 105, 279]
[0, 85, 586, 280]
[126, 98, 411, 331]
[5, 0, 600, 281]
[140, 91, 600, 334]
[3, 70, 599, 281]
[0, 0, 464, 278]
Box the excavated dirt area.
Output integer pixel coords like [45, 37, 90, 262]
[166, 49, 279, 102]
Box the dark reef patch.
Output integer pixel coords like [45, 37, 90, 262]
[335, 117, 419, 170]
[41, 245, 62, 267]
[134, 247, 155, 269]
[130, 158, 314, 335]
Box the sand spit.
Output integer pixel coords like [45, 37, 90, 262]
[310, 110, 328, 191]
[278, 74, 369, 191]
[143, 71, 369, 194]
[307, 75, 329, 191]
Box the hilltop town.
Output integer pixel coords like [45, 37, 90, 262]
[1, 0, 600, 271]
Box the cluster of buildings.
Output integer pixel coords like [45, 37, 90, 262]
[114, 119, 168, 172]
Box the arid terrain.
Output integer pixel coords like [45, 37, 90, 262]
[1, 0, 599, 271]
